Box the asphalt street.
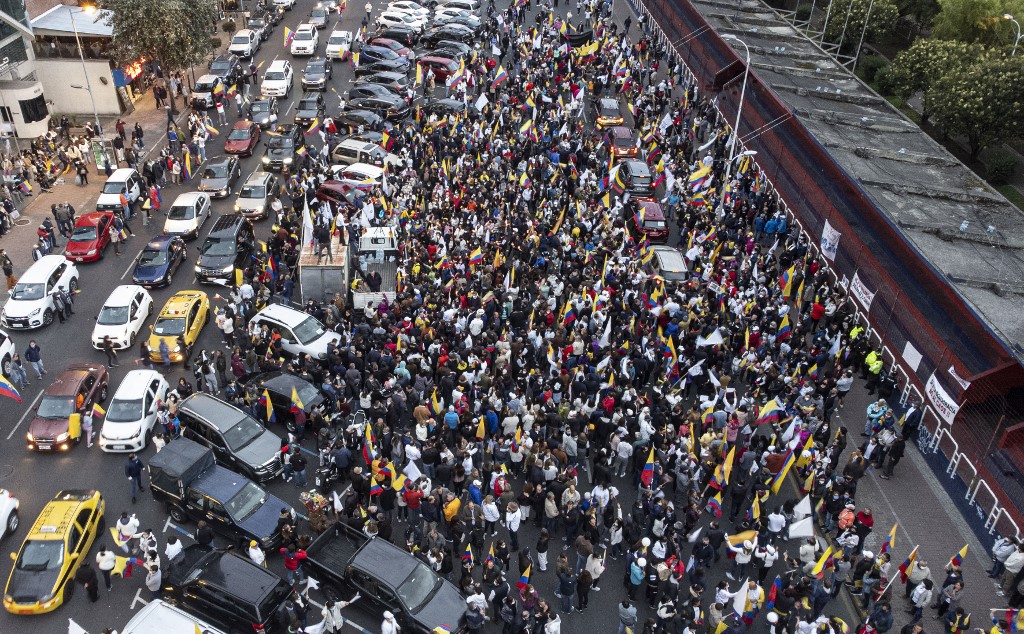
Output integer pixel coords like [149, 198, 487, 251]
[0, 1, 874, 633]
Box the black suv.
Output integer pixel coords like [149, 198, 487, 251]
[163, 547, 291, 633]
[209, 53, 243, 87]
[195, 214, 257, 287]
[261, 123, 307, 171]
[245, 14, 273, 41]
[301, 58, 332, 91]
[293, 92, 326, 127]
[176, 393, 281, 482]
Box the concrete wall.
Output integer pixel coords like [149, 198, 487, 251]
[35, 57, 119, 116]
[0, 78, 48, 138]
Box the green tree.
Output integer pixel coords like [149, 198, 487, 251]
[880, 38, 987, 121]
[824, 0, 900, 50]
[931, 0, 1024, 45]
[924, 55, 1024, 159]
[100, 0, 218, 112]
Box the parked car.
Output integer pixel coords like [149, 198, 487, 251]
[352, 72, 409, 95]
[121, 600, 230, 634]
[191, 74, 226, 110]
[376, 11, 427, 32]
[197, 156, 242, 199]
[27, 363, 108, 452]
[194, 214, 256, 286]
[353, 58, 413, 77]
[149, 438, 288, 547]
[348, 94, 409, 121]
[224, 120, 261, 157]
[0, 489, 18, 539]
[176, 394, 284, 483]
[375, 25, 418, 46]
[64, 210, 114, 262]
[248, 303, 340, 360]
[245, 371, 326, 430]
[368, 37, 415, 59]
[98, 369, 169, 452]
[245, 15, 272, 41]
[2, 491, 103, 615]
[160, 546, 291, 633]
[336, 108, 384, 130]
[90, 284, 154, 350]
[132, 235, 187, 289]
[95, 167, 143, 213]
[417, 55, 460, 81]
[1, 256, 79, 329]
[209, 54, 244, 87]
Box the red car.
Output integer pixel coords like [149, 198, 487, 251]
[224, 120, 261, 157]
[628, 199, 669, 244]
[64, 211, 114, 262]
[418, 55, 460, 81]
[368, 37, 413, 59]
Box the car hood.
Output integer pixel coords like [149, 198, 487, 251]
[163, 218, 198, 234]
[133, 261, 169, 281]
[4, 298, 46, 318]
[304, 72, 327, 82]
[101, 420, 145, 441]
[95, 192, 123, 207]
[65, 239, 100, 254]
[236, 196, 267, 210]
[234, 431, 280, 467]
[235, 493, 288, 540]
[412, 580, 468, 631]
[200, 177, 230, 190]
[225, 139, 252, 150]
[28, 416, 68, 438]
[266, 147, 294, 159]
[92, 322, 132, 341]
[7, 568, 59, 603]
[197, 254, 235, 269]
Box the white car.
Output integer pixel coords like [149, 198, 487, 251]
[325, 29, 353, 60]
[248, 303, 340, 360]
[274, 0, 295, 9]
[98, 370, 170, 453]
[290, 24, 320, 56]
[261, 59, 294, 97]
[0, 489, 18, 538]
[91, 285, 154, 351]
[376, 11, 427, 32]
[162, 191, 212, 240]
[387, 1, 430, 17]
[0, 329, 15, 378]
[228, 29, 261, 59]
[1, 256, 79, 330]
[331, 162, 386, 187]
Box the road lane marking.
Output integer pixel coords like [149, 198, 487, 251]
[7, 390, 43, 439]
[130, 588, 149, 610]
[120, 248, 144, 280]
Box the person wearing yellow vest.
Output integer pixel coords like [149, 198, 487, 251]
[865, 349, 883, 394]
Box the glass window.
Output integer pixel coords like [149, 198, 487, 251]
[225, 481, 267, 520]
[105, 398, 143, 423]
[96, 305, 129, 325]
[16, 541, 64, 571]
[19, 94, 48, 124]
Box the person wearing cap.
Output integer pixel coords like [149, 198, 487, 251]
[248, 540, 266, 567]
[628, 557, 645, 599]
[381, 610, 401, 634]
[754, 543, 779, 583]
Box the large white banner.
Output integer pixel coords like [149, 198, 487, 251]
[850, 271, 876, 311]
[926, 372, 961, 425]
[821, 220, 841, 261]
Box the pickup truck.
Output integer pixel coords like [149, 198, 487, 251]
[305, 521, 467, 633]
[149, 438, 290, 550]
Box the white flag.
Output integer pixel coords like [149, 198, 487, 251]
[793, 495, 813, 520]
[788, 516, 815, 539]
[659, 111, 673, 132]
[599, 318, 612, 348]
[696, 328, 724, 347]
[475, 93, 489, 112]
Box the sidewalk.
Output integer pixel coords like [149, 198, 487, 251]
[3, 90, 185, 277]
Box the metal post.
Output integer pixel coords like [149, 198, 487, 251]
[69, 7, 103, 134]
[718, 34, 750, 216]
[851, 0, 875, 72]
[1005, 15, 1022, 56]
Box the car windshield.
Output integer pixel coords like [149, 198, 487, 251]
[246, 20, 263, 28]
[397, 561, 440, 611]
[222, 415, 264, 450]
[312, 8, 327, 17]
[10, 282, 44, 301]
[228, 128, 251, 141]
[96, 305, 129, 325]
[599, 103, 620, 117]
[299, 99, 318, 110]
[16, 540, 64, 572]
[240, 185, 266, 199]
[232, 35, 250, 44]
[226, 481, 268, 520]
[211, 61, 232, 74]
[37, 395, 75, 419]
[200, 238, 235, 257]
[167, 205, 195, 220]
[251, 102, 270, 113]
[71, 224, 98, 241]
[204, 164, 230, 179]
[329, 35, 348, 44]
[106, 398, 143, 423]
[195, 80, 216, 92]
[293, 315, 327, 345]
[101, 181, 125, 194]
[268, 136, 294, 149]
[138, 248, 168, 266]
[153, 317, 185, 336]
[265, 71, 286, 80]
[295, 31, 314, 41]
[643, 219, 667, 229]
[307, 62, 326, 73]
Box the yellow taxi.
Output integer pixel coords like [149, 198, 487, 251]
[596, 98, 625, 129]
[147, 290, 210, 363]
[3, 490, 104, 614]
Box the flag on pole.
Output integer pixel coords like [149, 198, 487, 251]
[811, 546, 834, 578]
[756, 398, 784, 425]
[476, 416, 486, 440]
[706, 491, 722, 517]
[881, 523, 897, 554]
[290, 386, 305, 413]
[468, 247, 483, 266]
[261, 389, 276, 423]
[92, 402, 106, 418]
[777, 314, 792, 340]
[770, 449, 796, 494]
[362, 423, 377, 464]
[949, 544, 968, 568]
[517, 564, 531, 589]
[640, 447, 655, 486]
[898, 545, 920, 582]
[0, 374, 21, 403]
[463, 543, 474, 565]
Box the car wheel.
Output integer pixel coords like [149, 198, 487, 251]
[43, 309, 53, 326]
[1, 355, 10, 378]
[129, 332, 137, 347]
[98, 385, 108, 403]
[144, 428, 153, 449]
[63, 580, 74, 602]
[169, 506, 188, 523]
[69, 277, 79, 292]
[5, 509, 18, 536]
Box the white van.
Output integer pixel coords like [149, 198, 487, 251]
[0, 255, 79, 329]
[248, 303, 339, 360]
[121, 599, 228, 634]
[96, 167, 144, 213]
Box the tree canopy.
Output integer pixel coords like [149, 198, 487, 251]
[931, 0, 1024, 45]
[880, 39, 988, 121]
[100, 0, 217, 72]
[824, 0, 900, 50]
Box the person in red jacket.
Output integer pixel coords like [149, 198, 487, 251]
[280, 543, 308, 587]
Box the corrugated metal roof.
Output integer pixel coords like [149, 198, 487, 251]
[30, 4, 112, 37]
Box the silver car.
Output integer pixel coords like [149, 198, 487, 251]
[234, 171, 279, 220]
[198, 156, 241, 199]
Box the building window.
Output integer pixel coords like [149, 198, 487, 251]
[19, 94, 47, 123]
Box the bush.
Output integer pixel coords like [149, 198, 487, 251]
[221, 20, 236, 35]
[210, 36, 223, 50]
[859, 54, 889, 84]
[985, 150, 1018, 186]
[795, 3, 813, 21]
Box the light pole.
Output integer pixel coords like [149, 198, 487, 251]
[1005, 14, 1023, 56]
[718, 33, 750, 215]
[68, 5, 102, 134]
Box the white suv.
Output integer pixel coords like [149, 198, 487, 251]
[228, 29, 261, 59]
[325, 29, 352, 60]
[261, 59, 294, 97]
[98, 369, 170, 453]
[290, 24, 319, 56]
[248, 304, 340, 360]
[1, 256, 79, 329]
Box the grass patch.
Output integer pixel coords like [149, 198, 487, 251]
[995, 185, 1024, 212]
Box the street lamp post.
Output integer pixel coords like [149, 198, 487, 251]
[68, 5, 103, 134]
[718, 33, 750, 216]
[1005, 14, 1023, 56]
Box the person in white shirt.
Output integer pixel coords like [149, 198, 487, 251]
[95, 544, 116, 591]
[382, 610, 401, 634]
[164, 535, 183, 563]
[248, 540, 266, 567]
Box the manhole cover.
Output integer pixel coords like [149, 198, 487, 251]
[0, 465, 13, 480]
[14, 218, 30, 227]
